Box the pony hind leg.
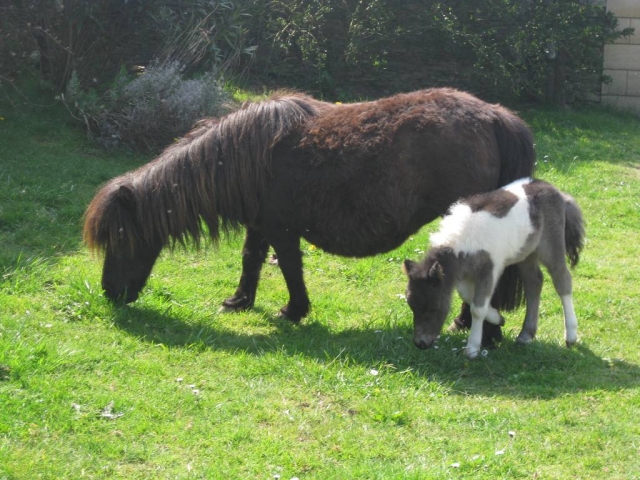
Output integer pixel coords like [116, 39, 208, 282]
[540, 232, 578, 347]
[541, 252, 578, 347]
[222, 228, 270, 311]
[515, 255, 543, 345]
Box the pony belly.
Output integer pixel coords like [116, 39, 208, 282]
[304, 228, 413, 258]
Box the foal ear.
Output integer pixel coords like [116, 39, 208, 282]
[116, 184, 136, 212]
[428, 261, 444, 282]
[402, 259, 417, 277]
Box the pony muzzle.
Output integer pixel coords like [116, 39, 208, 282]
[413, 332, 438, 350]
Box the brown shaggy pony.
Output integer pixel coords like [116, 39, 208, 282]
[84, 88, 535, 346]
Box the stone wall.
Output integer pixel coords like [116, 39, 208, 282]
[602, 0, 640, 113]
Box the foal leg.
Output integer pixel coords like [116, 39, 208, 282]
[451, 303, 504, 349]
[464, 267, 499, 358]
[269, 233, 310, 323]
[539, 236, 578, 347]
[466, 301, 490, 359]
[515, 255, 543, 345]
[222, 228, 270, 311]
[545, 259, 578, 347]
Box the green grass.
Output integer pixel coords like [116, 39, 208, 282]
[1, 91, 639, 479]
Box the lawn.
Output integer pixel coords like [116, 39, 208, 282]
[1, 88, 639, 479]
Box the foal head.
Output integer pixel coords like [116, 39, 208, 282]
[402, 255, 454, 349]
[85, 183, 163, 304]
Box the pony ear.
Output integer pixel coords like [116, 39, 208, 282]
[428, 261, 444, 282]
[117, 184, 136, 212]
[402, 259, 417, 277]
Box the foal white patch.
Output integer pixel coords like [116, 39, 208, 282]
[430, 178, 534, 270]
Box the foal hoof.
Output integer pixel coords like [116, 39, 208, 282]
[465, 348, 480, 360]
[448, 321, 465, 332]
[565, 340, 577, 348]
[515, 334, 534, 346]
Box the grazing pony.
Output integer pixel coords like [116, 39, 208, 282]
[403, 178, 585, 359]
[84, 88, 535, 329]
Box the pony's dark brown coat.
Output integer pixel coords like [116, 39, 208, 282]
[84, 88, 535, 328]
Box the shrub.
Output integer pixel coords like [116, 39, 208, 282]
[2, 0, 253, 93]
[65, 63, 232, 152]
[244, 0, 630, 103]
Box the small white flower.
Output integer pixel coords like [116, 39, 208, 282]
[495, 449, 505, 455]
[369, 369, 379, 376]
[450, 462, 460, 468]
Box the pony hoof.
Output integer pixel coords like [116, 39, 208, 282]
[515, 333, 535, 345]
[448, 322, 465, 332]
[465, 349, 480, 360]
[278, 306, 304, 324]
[565, 340, 577, 348]
[222, 295, 253, 312]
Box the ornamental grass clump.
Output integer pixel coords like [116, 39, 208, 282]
[65, 62, 232, 152]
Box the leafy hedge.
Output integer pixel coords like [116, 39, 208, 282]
[1, 0, 252, 92]
[245, 0, 629, 103]
[1, 0, 632, 152]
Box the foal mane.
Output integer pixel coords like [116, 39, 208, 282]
[84, 92, 329, 253]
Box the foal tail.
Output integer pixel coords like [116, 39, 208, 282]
[490, 106, 537, 312]
[564, 194, 585, 268]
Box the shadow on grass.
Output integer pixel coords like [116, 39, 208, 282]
[110, 304, 640, 399]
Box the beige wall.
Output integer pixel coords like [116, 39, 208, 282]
[602, 0, 640, 113]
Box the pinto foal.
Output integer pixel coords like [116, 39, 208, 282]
[403, 178, 585, 359]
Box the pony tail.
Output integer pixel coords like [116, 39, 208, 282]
[488, 106, 535, 312]
[564, 194, 585, 268]
[492, 107, 536, 186]
[491, 264, 524, 311]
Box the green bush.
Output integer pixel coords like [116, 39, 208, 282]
[245, 0, 630, 103]
[64, 63, 231, 152]
[1, 0, 253, 92]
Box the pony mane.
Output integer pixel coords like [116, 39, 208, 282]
[84, 92, 329, 253]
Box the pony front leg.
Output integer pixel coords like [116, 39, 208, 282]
[466, 308, 486, 359]
[222, 228, 270, 311]
[270, 233, 310, 323]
